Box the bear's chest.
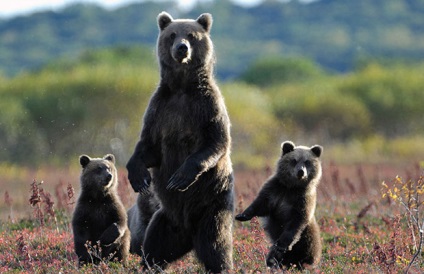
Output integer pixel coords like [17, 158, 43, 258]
[155, 92, 205, 141]
[271, 196, 293, 218]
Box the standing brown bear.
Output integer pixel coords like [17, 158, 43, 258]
[72, 154, 130, 266]
[236, 141, 323, 270]
[126, 12, 234, 272]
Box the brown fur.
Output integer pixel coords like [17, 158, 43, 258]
[127, 187, 160, 255]
[236, 141, 322, 269]
[126, 12, 234, 272]
[72, 154, 130, 266]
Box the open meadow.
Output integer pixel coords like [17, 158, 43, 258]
[0, 160, 422, 273]
[1, 1, 424, 272]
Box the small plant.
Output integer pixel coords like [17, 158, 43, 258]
[4, 191, 13, 221]
[29, 179, 58, 229]
[382, 175, 424, 272]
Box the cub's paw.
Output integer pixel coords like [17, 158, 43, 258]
[266, 245, 287, 268]
[235, 213, 251, 222]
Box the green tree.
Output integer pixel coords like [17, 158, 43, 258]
[340, 62, 424, 137]
[240, 57, 324, 87]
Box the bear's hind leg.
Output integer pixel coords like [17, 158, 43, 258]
[142, 209, 192, 270]
[194, 210, 233, 272]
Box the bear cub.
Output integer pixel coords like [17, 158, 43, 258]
[236, 141, 322, 269]
[127, 188, 160, 255]
[72, 154, 130, 266]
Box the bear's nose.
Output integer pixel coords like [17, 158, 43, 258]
[297, 169, 304, 178]
[297, 168, 307, 179]
[176, 43, 188, 55]
[106, 173, 112, 182]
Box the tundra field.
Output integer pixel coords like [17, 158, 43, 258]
[0, 161, 423, 273]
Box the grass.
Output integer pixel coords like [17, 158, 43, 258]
[0, 162, 423, 273]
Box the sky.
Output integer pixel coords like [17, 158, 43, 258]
[0, 0, 264, 18]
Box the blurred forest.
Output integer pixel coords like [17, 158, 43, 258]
[0, 0, 424, 169]
[1, 0, 424, 78]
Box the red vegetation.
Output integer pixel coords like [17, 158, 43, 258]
[0, 163, 423, 272]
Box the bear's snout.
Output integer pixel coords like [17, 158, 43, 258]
[177, 42, 189, 55]
[173, 40, 191, 63]
[106, 173, 112, 181]
[103, 173, 113, 186]
[297, 167, 307, 180]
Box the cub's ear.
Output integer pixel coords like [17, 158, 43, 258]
[196, 13, 213, 32]
[103, 154, 115, 164]
[281, 141, 295, 155]
[79, 155, 91, 168]
[158, 11, 173, 30]
[311, 145, 323, 158]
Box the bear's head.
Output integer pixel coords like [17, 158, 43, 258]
[277, 141, 323, 189]
[79, 154, 117, 194]
[156, 11, 214, 68]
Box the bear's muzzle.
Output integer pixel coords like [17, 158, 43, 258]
[172, 40, 191, 64]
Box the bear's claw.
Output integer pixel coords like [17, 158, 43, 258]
[166, 174, 191, 191]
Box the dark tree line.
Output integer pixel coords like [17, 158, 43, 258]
[1, 0, 424, 78]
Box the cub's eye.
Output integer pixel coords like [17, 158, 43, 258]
[187, 33, 195, 40]
[290, 159, 297, 166]
[97, 166, 103, 172]
[170, 33, 176, 40]
[305, 160, 311, 166]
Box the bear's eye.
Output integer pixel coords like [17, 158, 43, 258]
[96, 166, 103, 172]
[305, 160, 311, 166]
[187, 33, 195, 40]
[290, 159, 297, 166]
[170, 33, 176, 40]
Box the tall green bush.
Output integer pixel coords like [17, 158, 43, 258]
[0, 47, 158, 165]
[340, 63, 424, 137]
[240, 57, 324, 87]
[267, 80, 371, 141]
[222, 82, 281, 169]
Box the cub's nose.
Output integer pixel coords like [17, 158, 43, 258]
[297, 169, 304, 179]
[106, 173, 112, 182]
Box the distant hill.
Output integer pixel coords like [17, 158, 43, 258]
[1, 0, 424, 79]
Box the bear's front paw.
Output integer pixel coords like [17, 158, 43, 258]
[166, 164, 199, 192]
[235, 213, 251, 222]
[127, 161, 151, 194]
[266, 244, 287, 268]
[166, 172, 195, 192]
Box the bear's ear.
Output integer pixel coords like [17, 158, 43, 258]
[196, 13, 213, 32]
[103, 154, 115, 164]
[281, 141, 295, 155]
[158, 11, 173, 31]
[79, 155, 91, 168]
[311, 145, 323, 158]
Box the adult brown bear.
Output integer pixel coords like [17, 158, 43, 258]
[126, 12, 234, 272]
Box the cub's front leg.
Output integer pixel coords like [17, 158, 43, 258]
[99, 223, 122, 246]
[266, 244, 287, 268]
[235, 185, 272, 222]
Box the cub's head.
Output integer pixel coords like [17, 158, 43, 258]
[157, 11, 214, 67]
[79, 154, 117, 193]
[277, 141, 323, 189]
